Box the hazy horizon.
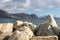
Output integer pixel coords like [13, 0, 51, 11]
[0, 0, 60, 17]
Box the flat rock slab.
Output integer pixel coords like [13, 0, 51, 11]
[31, 36, 58, 40]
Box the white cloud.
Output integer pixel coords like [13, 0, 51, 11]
[31, 0, 60, 9]
[0, 4, 3, 8]
[34, 9, 44, 12]
[4, 0, 10, 2]
[48, 5, 55, 8]
[19, 8, 26, 10]
[55, 0, 60, 3]
[0, 0, 10, 3]
[23, 0, 31, 8]
[0, 0, 60, 13]
[2, 0, 31, 11]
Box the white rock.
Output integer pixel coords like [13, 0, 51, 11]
[13, 20, 37, 32]
[8, 26, 33, 40]
[0, 23, 13, 33]
[13, 20, 23, 30]
[18, 26, 34, 38]
[23, 21, 37, 31]
[8, 30, 20, 40]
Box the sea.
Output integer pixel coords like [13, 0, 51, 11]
[0, 18, 60, 28]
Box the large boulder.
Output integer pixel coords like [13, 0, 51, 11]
[34, 14, 60, 36]
[13, 20, 37, 32]
[34, 23, 54, 36]
[44, 14, 58, 28]
[0, 23, 13, 33]
[8, 26, 33, 40]
[0, 23, 13, 40]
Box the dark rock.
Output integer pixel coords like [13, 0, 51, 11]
[58, 32, 60, 40]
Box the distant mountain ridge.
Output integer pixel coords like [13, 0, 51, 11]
[11, 13, 38, 19]
[0, 10, 38, 19]
[0, 10, 59, 19]
[39, 15, 60, 19]
[0, 10, 11, 18]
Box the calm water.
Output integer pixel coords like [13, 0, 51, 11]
[0, 18, 60, 28]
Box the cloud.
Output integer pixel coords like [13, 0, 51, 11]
[31, 0, 60, 9]
[18, 8, 26, 10]
[55, 0, 60, 3]
[0, 0, 60, 13]
[0, 0, 31, 12]
[23, 0, 31, 8]
[4, 0, 10, 2]
[34, 9, 44, 12]
[48, 5, 55, 8]
[0, 0, 10, 3]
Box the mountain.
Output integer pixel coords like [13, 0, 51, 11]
[0, 10, 12, 18]
[12, 13, 38, 19]
[39, 15, 60, 19]
[0, 10, 38, 19]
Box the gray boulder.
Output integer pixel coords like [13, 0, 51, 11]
[34, 14, 60, 36]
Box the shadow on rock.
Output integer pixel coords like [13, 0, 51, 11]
[3, 36, 10, 40]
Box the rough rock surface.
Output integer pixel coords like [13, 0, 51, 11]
[23, 21, 37, 31]
[34, 14, 60, 36]
[0, 23, 13, 40]
[13, 21, 37, 32]
[0, 23, 13, 33]
[31, 36, 58, 40]
[13, 20, 23, 30]
[0, 32, 12, 40]
[8, 26, 33, 40]
[44, 14, 58, 28]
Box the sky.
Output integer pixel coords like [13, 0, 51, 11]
[0, 0, 60, 17]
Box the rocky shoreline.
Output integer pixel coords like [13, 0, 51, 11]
[0, 14, 59, 40]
